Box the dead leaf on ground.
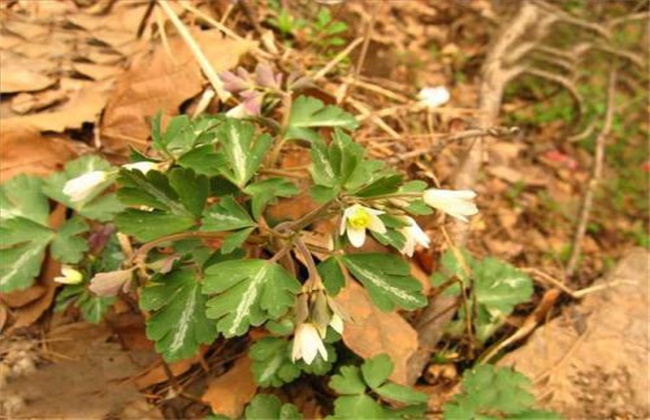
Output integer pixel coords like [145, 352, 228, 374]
[202, 356, 257, 418]
[10, 90, 69, 114]
[101, 30, 256, 153]
[0, 66, 56, 93]
[133, 354, 202, 389]
[0, 125, 78, 182]
[335, 281, 419, 385]
[0, 284, 46, 308]
[2, 82, 110, 133]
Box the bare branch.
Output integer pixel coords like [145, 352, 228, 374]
[565, 70, 617, 278]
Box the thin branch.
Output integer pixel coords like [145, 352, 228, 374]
[565, 69, 617, 278]
[156, 0, 231, 101]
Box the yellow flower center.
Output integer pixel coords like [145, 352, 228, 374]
[347, 207, 371, 229]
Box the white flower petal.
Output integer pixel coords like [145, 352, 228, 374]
[54, 265, 83, 285]
[418, 86, 450, 108]
[292, 323, 327, 364]
[123, 161, 159, 174]
[347, 226, 366, 248]
[329, 314, 344, 334]
[366, 213, 387, 234]
[63, 171, 109, 203]
[423, 188, 478, 222]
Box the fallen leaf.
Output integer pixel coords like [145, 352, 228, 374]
[0, 125, 78, 182]
[10, 90, 68, 114]
[101, 30, 255, 153]
[335, 281, 419, 385]
[8, 205, 67, 332]
[0, 284, 46, 308]
[133, 355, 201, 389]
[73, 62, 123, 81]
[2, 83, 110, 133]
[0, 65, 56, 93]
[202, 356, 257, 418]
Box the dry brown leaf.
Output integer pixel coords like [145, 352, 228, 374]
[202, 356, 258, 418]
[0, 302, 8, 333]
[101, 30, 255, 153]
[335, 281, 419, 385]
[10, 90, 68, 114]
[0, 284, 46, 308]
[2, 83, 109, 133]
[0, 66, 56, 93]
[0, 125, 78, 182]
[73, 62, 123, 81]
[133, 355, 201, 389]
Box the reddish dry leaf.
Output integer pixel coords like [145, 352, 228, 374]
[335, 281, 419, 385]
[101, 30, 255, 153]
[0, 284, 46, 308]
[202, 356, 258, 418]
[0, 125, 78, 182]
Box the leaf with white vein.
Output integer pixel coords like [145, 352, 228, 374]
[341, 254, 427, 312]
[203, 259, 300, 338]
[216, 119, 272, 187]
[140, 269, 217, 362]
[201, 196, 255, 232]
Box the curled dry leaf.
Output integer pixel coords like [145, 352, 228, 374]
[101, 30, 256, 153]
[0, 66, 56, 93]
[334, 280, 419, 385]
[202, 356, 258, 418]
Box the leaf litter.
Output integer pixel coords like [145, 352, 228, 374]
[0, 0, 647, 418]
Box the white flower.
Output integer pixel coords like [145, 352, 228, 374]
[122, 161, 159, 174]
[399, 216, 431, 257]
[418, 86, 450, 108]
[62, 171, 109, 203]
[291, 322, 328, 364]
[423, 189, 478, 222]
[340, 204, 387, 248]
[329, 314, 344, 334]
[54, 265, 83, 285]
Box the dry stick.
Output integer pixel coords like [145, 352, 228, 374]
[406, 2, 552, 386]
[565, 70, 617, 278]
[157, 0, 230, 102]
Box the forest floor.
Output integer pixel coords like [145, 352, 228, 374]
[0, 0, 648, 418]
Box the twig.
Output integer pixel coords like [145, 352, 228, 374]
[312, 37, 364, 81]
[389, 126, 519, 164]
[156, 0, 230, 102]
[565, 69, 616, 278]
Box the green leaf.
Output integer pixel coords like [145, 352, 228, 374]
[203, 259, 300, 337]
[0, 174, 49, 224]
[473, 258, 533, 316]
[430, 248, 474, 296]
[221, 227, 255, 254]
[329, 366, 366, 395]
[0, 175, 52, 292]
[244, 178, 299, 220]
[177, 144, 226, 176]
[360, 354, 393, 389]
[286, 96, 358, 141]
[317, 257, 346, 295]
[374, 383, 428, 405]
[341, 254, 427, 311]
[76, 292, 115, 324]
[331, 395, 386, 419]
[117, 167, 205, 219]
[249, 337, 301, 387]
[140, 269, 217, 362]
[115, 167, 206, 241]
[309, 137, 338, 187]
[51, 216, 89, 264]
[115, 209, 196, 242]
[216, 119, 272, 187]
[443, 365, 552, 420]
[0, 241, 49, 292]
[245, 394, 303, 420]
[43, 155, 122, 221]
[201, 196, 255, 232]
